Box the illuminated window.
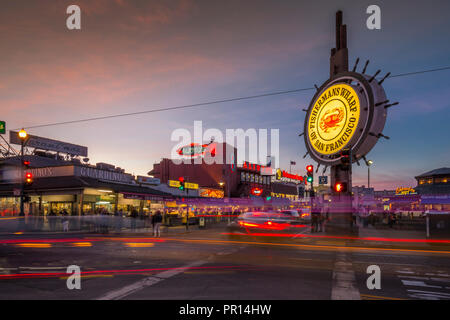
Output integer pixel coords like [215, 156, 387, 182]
[435, 177, 449, 183]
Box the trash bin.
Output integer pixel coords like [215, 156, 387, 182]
[426, 211, 450, 239]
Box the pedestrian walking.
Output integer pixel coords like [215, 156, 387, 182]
[388, 212, 395, 228]
[62, 215, 69, 232]
[130, 208, 138, 231]
[48, 209, 56, 231]
[152, 210, 163, 237]
[318, 211, 324, 232]
[311, 203, 320, 233]
[114, 209, 123, 232]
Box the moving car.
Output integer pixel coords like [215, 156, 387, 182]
[227, 211, 305, 236]
[280, 210, 300, 220]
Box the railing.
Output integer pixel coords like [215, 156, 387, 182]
[0, 213, 237, 233]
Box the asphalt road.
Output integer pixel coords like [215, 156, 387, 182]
[1, 226, 450, 300]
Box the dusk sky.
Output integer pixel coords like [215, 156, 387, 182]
[1, 0, 449, 190]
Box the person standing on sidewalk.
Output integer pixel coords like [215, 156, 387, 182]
[152, 210, 163, 237]
[130, 208, 138, 231]
[311, 202, 320, 233]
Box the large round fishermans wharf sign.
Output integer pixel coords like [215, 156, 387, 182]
[304, 71, 389, 166]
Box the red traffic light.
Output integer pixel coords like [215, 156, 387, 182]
[306, 165, 313, 173]
[25, 172, 33, 184]
[23, 160, 30, 166]
[178, 176, 184, 182]
[334, 182, 347, 193]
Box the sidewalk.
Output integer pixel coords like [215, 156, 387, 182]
[357, 225, 426, 240]
[0, 220, 231, 236]
[286, 221, 450, 251]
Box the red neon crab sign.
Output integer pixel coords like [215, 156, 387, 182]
[177, 143, 216, 158]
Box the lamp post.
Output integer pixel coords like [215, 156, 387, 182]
[18, 129, 28, 216]
[219, 181, 230, 224]
[367, 160, 373, 188]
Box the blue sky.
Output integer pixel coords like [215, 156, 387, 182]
[1, 0, 449, 190]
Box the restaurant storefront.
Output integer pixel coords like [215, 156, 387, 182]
[0, 165, 171, 216]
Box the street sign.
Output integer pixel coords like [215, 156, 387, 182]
[9, 131, 88, 156]
[168, 180, 181, 188]
[0, 121, 5, 134]
[319, 176, 328, 185]
[168, 180, 198, 189]
[185, 182, 199, 190]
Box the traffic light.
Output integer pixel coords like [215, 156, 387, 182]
[23, 160, 30, 168]
[178, 176, 185, 190]
[306, 165, 313, 183]
[25, 172, 33, 186]
[340, 148, 351, 171]
[334, 182, 348, 193]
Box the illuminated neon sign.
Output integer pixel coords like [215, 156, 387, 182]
[395, 187, 417, 195]
[250, 187, 263, 196]
[199, 188, 224, 198]
[238, 161, 273, 175]
[177, 143, 216, 157]
[276, 169, 304, 182]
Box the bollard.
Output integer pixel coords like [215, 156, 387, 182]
[199, 217, 205, 229]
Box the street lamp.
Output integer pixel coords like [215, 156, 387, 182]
[18, 129, 28, 216]
[18, 129, 28, 139]
[367, 160, 373, 188]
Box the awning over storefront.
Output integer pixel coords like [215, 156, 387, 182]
[0, 176, 172, 198]
[387, 194, 421, 204]
[176, 197, 267, 207]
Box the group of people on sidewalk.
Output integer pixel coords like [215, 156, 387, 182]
[310, 203, 327, 233]
[126, 209, 163, 236]
[43, 208, 164, 236]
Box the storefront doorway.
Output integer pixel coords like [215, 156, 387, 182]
[48, 202, 74, 215]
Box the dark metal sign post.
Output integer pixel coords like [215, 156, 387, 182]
[303, 11, 397, 235]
